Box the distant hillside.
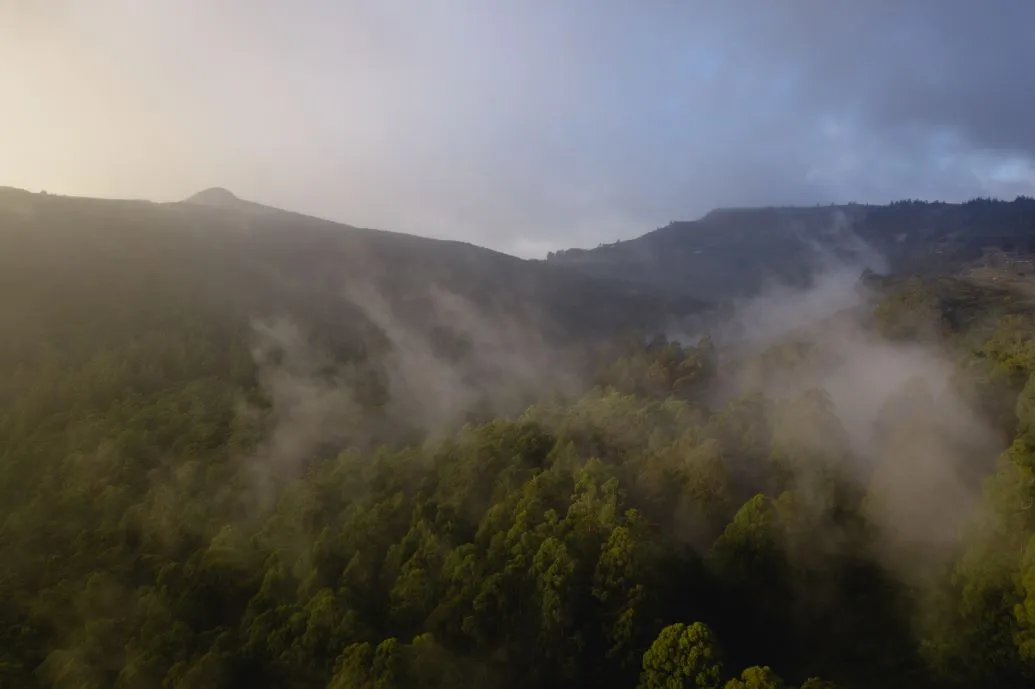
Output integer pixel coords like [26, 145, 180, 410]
[0, 186, 707, 336]
[547, 198, 1035, 300]
[0, 186, 710, 436]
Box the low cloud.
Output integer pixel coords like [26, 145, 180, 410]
[710, 223, 1001, 577]
[241, 278, 586, 498]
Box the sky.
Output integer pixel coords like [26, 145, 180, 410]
[3, 1, 1035, 257]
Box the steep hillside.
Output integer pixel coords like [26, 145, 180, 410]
[547, 198, 1035, 300]
[8, 186, 1035, 689]
[8, 186, 707, 335]
[0, 186, 709, 439]
[5, 215, 1035, 688]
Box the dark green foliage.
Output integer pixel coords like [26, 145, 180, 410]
[723, 666, 786, 689]
[639, 622, 723, 689]
[6, 189, 1035, 689]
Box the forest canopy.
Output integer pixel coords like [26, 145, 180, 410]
[4, 191, 1035, 688]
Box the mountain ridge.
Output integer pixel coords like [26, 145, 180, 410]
[0, 184, 711, 352]
[546, 197, 1035, 300]
[10, 183, 1035, 311]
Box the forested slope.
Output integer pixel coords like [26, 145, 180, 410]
[4, 187, 1035, 688]
[0, 186, 707, 435]
[547, 197, 1035, 300]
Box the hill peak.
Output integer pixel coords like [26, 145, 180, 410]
[184, 187, 240, 206]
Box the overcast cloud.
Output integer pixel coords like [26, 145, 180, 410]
[2, 0, 1034, 256]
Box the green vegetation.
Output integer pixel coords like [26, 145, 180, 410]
[4, 189, 1035, 688]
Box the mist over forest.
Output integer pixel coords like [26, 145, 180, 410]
[4, 185, 1035, 689]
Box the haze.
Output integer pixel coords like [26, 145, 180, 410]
[3, 0, 1034, 256]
